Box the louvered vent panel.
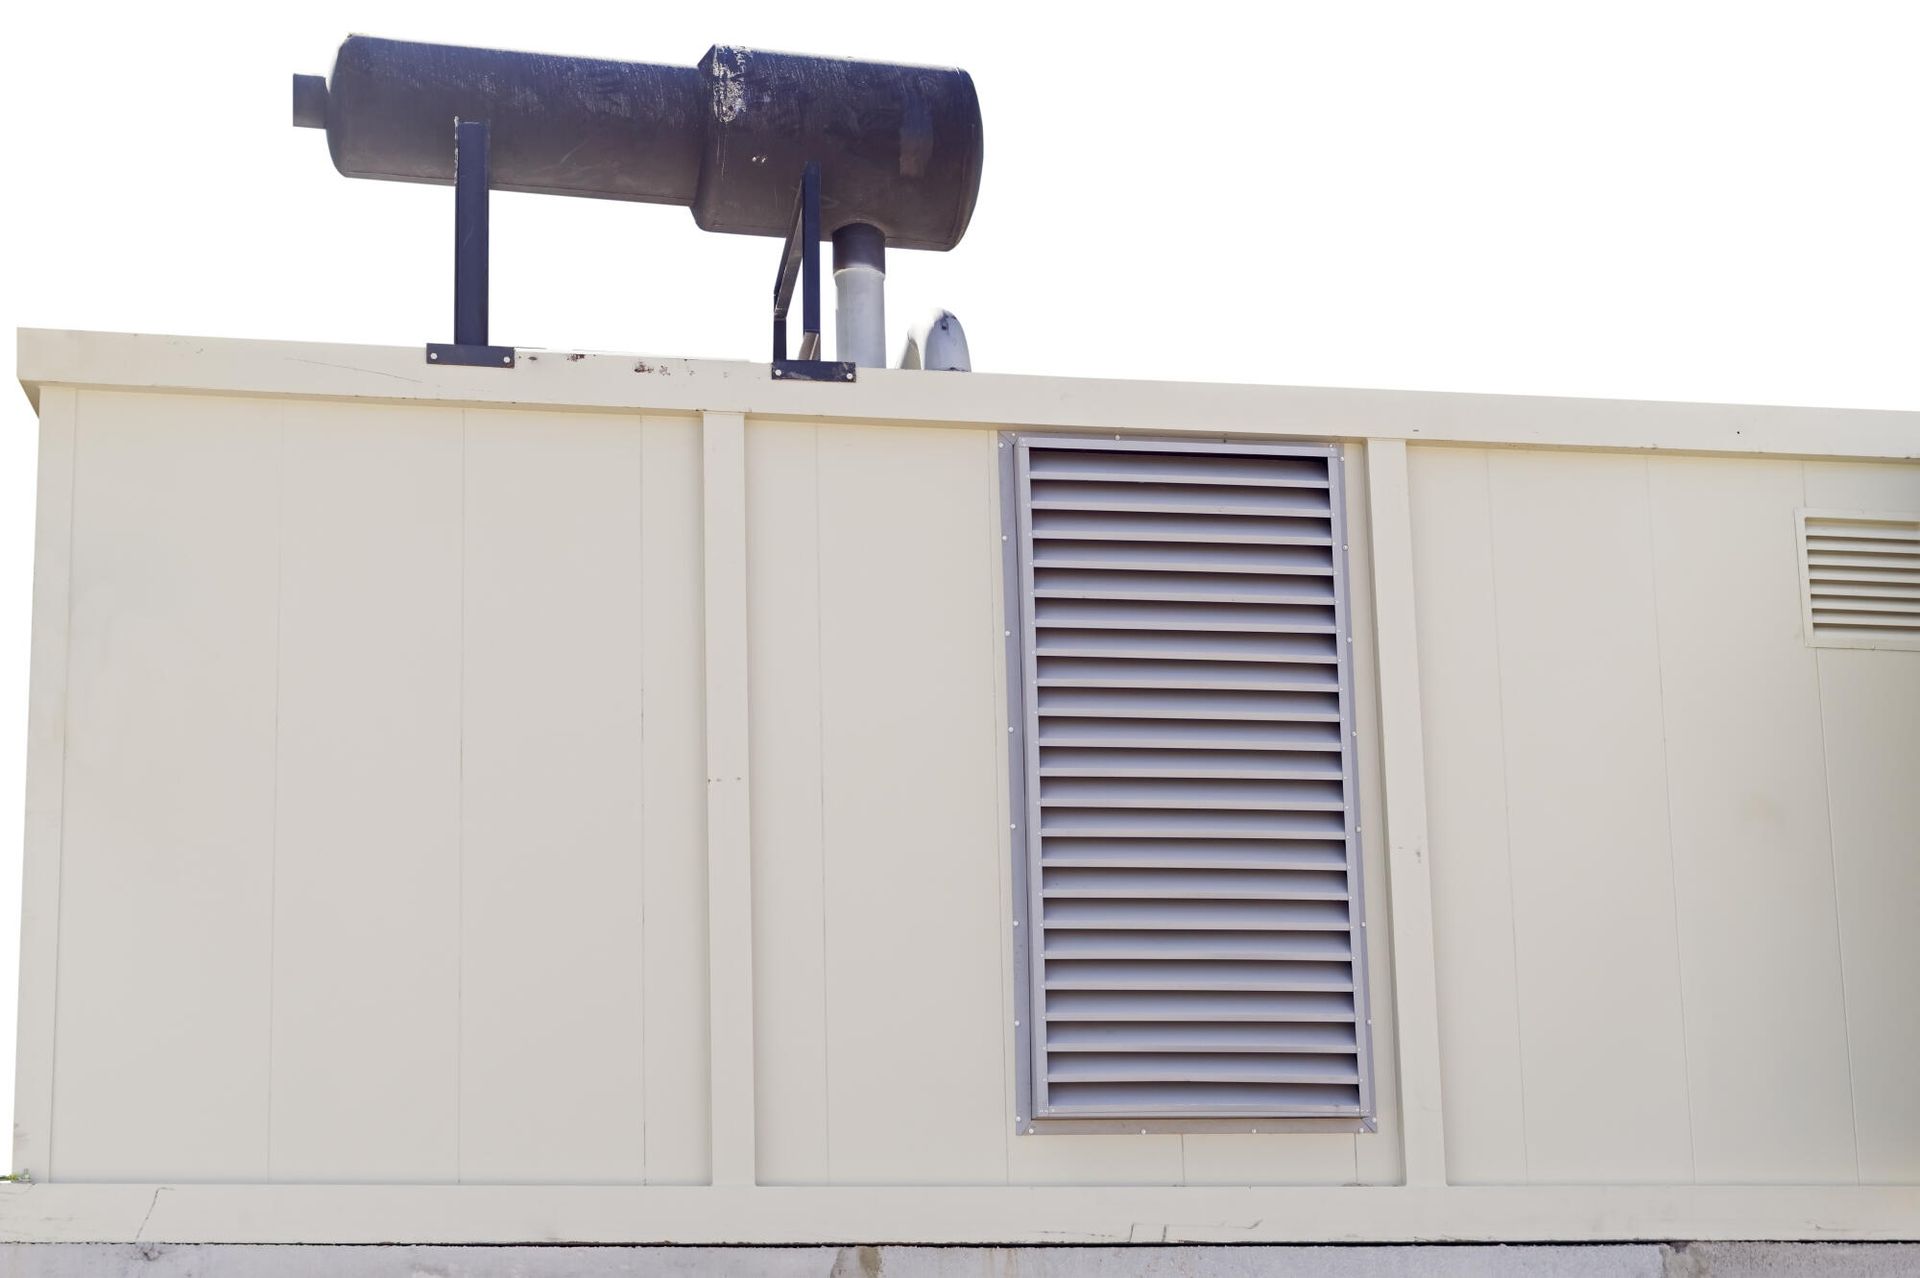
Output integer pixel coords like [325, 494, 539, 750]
[1798, 511, 1920, 652]
[1004, 436, 1371, 1128]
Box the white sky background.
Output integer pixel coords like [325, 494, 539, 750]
[1, 0, 1918, 1152]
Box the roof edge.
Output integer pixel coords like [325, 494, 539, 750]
[17, 328, 1919, 462]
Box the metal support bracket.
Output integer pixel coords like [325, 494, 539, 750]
[428, 119, 514, 369]
[770, 160, 853, 383]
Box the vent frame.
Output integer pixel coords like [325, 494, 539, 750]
[1000, 433, 1375, 1136]
[1796, 508, 1920, 652]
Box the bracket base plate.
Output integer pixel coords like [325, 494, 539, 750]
[427, 344, 516, 369]
[772, 360, 856, 383]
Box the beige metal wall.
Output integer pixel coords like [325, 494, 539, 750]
[7, 329, 1919, 1242]
[33, 398, 1409, 1193]
[42, 389, 711, 1185]
[1413, 447, 1920, 1188]
[40, 397, 1918, 1193]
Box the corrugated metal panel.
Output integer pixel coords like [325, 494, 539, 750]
[1798, 510, 1920, 651]
[1004, 436, 1372, 1131]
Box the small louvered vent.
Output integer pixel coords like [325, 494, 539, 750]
[1001, 435, 1371, 1131]
[1798, 511, 1920, 651]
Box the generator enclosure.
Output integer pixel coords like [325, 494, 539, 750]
[5, 328, 1920, 1246]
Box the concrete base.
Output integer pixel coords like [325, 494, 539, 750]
[3, 1244, 1918, 1277]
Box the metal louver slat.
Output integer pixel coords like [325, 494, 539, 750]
[1798, 510, 1920, 652]
[1030, 509, 1334, 545]
[1035, 629, 1339, 662]
[1041, 930, 1353, 960]
[1004, 434, 1372, 1132]
[1038, 808, 1346, 838]
[1041, 898, 1352, 931]
[1035, 658, 1340, 692]
[1026, 449, 1334, 488]
[1038, 776, 1346, 810]
[1044, 1082, 1362, 1114]
[1036, 859, 1351, 890]
[1036, 687, 1341, 721]
[1032, 540, 1338, 573]
[1807, 552, 1920, 570]
[1038, 747, 1343, 778]
[1042, 989, 1356, 1021]
[1036, 718, 1342, 749]
[1034, 598, 1337, 633]
[1046, 1020, 1358, 1052]
[1042, 959, 1354, 992]
[1032, 568, 1336, 603]
[1804, 581, 1920, 599]
[1038, 838, 1350, 870]
[1029, 481, 1333, 516]
[1047, 1053, 1360, 1084]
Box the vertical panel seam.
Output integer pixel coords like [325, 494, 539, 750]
[811, 426, 832, 1184]
[1364, 440, 1443, 1183]
[1480, 451, 1533, 1182]
[701, 410, 756, 1186]
[45, 390, 82, 1183]
[1803, 464, 1864, 1183]
[455, 410, 468, 1184]
[636, 417, 650, 1184]
[265, 402, 287, 1180]
[1641, 456, 1699, 1183]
